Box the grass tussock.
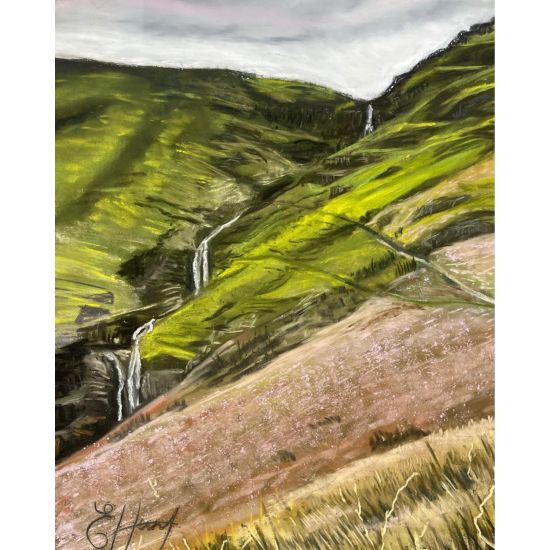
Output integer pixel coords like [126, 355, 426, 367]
[183, 419, 494, 550]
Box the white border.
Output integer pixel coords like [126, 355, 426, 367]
[2, 1, 550, 547]
[496, 0, 550, 547]
[1, 0, 54, 545]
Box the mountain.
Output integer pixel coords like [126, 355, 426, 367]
[138, 20, 494, 382]
[56, 20, 494, 550]
[56, 60, 366, 339]
[55, 62, 367, 454]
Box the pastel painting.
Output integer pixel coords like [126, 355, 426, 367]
[55, 1, 495, 548]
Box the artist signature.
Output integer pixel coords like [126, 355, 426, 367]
[86, 502, 179, 550]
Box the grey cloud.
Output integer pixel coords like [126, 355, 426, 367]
[56, 0, 494, 98]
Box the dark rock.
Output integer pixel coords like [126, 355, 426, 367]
[75, 305, 111, 324]
[55, 349, 129, 460]
[141, 370, 187, 402]
[86, 291, 114, 304]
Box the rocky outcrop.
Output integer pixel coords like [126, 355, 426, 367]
[55, 342, 193, 460]
[141, 370, 187, 403]
[55, 348, 129, 458]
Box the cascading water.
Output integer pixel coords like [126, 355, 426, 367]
[192, 214, 242, 293]
[104, 352, 125, 421]
[363, 103, 374, 136]
[127, 319, 155, 413]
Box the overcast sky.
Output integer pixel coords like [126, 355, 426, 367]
[56, 0, 494, 98]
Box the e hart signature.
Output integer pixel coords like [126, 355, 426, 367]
[86, 502, 179, 550]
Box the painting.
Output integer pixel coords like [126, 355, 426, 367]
[55, 1, 495, 548]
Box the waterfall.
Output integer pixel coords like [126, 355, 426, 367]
[192, 214, 242, 293]
[363, 104, 374, 136]
[127, 319, 155, 413]
[104, 352, 125, 421]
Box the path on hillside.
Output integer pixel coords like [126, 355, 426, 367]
[358, 223, 495, 305]
[274, 200, 494, 306]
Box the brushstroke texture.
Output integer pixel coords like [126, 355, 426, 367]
[56, 0, 494, 97]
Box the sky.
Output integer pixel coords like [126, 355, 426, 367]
[56, 0, 494, 99]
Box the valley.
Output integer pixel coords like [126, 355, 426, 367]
[55, 19, 495, 549]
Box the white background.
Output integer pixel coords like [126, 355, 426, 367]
[1, 1, 548, 547]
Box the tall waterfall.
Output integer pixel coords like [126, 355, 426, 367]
[127, 319, 155, 413]
[192, 214, 242, 293]
[363, 104, 374, 136]
[104, 352, 125, 421]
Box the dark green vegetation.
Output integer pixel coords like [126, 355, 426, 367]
[56, 20, 494, 450]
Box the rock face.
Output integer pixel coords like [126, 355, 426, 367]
[75, 305, 111, 325]
[55, 343, 193, 460]
[141, 370, 187, 403]
[55, 348, 130, 458]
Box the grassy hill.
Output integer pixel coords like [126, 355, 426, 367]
[56, 20, 494, 455]
[56, 61, 365, 339]
[137, 20, 494, 385]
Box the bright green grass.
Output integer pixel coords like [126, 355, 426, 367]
[141, 124, 491, 365]
[56, 22, 494, 387]
[55, 62, 361, 334]
[140, 23, 494, 370]
[141, 232, 396, 363]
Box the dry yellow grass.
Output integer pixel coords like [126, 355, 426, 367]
[189, 418, 494, 550]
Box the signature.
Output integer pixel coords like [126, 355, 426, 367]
[86, 502, 179, 550]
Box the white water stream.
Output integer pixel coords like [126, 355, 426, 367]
[104, 352, 125, 421]
[192, 214, 242, 293]
[363, 103, 374, 136]
[126, 319, 155, 413]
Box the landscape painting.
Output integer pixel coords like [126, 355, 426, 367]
[55, 1, 495, 548]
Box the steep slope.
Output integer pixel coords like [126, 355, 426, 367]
[56, 61, 365, 341]
[55, 20, 494, 459]
[55, 61, 367, 456]
[56, 276, 494, 548]
[139, 20, 494, 383]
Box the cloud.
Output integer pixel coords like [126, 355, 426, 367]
[56, 0, 494, 98]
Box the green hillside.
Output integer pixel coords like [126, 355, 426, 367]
[138, 21, 494, 382]
[56, 61, 365, 338]
[56, 20, 494, 402]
